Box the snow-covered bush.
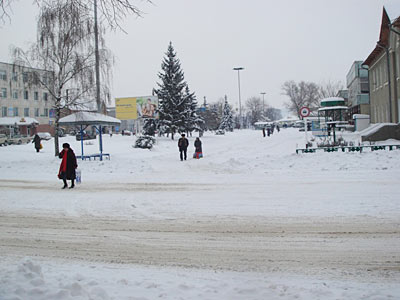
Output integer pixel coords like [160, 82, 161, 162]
[134, 135, 156, 149]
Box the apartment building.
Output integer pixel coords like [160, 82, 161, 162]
[346, 61, 369, 117]
[0, 62, 55, 131]
[363, 9, 400, 124]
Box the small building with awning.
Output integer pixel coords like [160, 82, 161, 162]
[0, 117, 39, 137]
[318, 97, 349, 125]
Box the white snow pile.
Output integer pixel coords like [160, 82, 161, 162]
[1, 259, 110, 300]
[2, 258, 399, 300]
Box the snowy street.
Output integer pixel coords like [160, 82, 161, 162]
[1, 128, 400, 299]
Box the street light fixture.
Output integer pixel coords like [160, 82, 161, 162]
[260, 92, 266, 119]
[233, 67, 244, 128]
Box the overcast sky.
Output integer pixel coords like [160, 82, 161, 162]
[1, 0, 399, 114]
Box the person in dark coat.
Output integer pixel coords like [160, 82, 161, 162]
[267, 127, 271, 137]
[58, 143, 78, 189]
[194, 137, 202, 159]
[32, 134, 41, 152]
[178, 134, 189, 161]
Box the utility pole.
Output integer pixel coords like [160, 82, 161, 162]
[260, 92, 266, 119]
[233, 67, 244, 128]
[94, 0, 102, 113]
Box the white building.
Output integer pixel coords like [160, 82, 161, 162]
[0, 62, 55, 132]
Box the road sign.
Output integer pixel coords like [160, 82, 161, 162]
[299, 106, 311, 118]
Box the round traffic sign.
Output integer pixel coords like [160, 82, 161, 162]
[299, 106, 310, 118]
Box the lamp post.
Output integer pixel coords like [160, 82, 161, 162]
[233, 67, 244, 128]
[260, 92, 266, 119]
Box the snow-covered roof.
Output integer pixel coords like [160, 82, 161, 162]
[59, 111, 121, 126]
[318, 106, 348, 111]
[254, 121, 273, 125]
[359, 123, 397, 137]
[352, 114, 370, 119]
[0, 117, 39, 126]
[320, 97, 345, 103]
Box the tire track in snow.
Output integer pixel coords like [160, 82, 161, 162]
[0, 214, 399, 278]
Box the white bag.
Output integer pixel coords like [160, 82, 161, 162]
[76, 169, 81, 184]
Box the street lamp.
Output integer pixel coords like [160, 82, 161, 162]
[233, 67, 244, 128]
[260, 92, 266, 119]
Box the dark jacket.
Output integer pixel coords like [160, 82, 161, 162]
[32, 134, 41, 149]
[58, 149, 78, 180]
[194, 139, 202, 152]
[178, 137, 189, 150]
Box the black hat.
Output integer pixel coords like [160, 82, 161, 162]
[62, 143, 70, 149]
[181, 134, 185, 137]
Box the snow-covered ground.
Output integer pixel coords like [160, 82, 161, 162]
[0, 128, 399, 299]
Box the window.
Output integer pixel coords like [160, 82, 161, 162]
[397, 49, 400, 79]
[12, 72, 18, 81]
[1, 88, 6, 98]
[34, 108, 39, 117]
[43, 92, 48, 101]
[33, 73, 40, 85]
[24, 90, 29, 100]
[13, 107, 19, 117]
[12, 90, 18, 99]
[2, 107, 7, 117]
[34, 91, 39, 101]
[42, 75, 48, 85]
[43, 108, 48, 117]
[23, 72, 28, 83]
[24, 108, 29, 117]
[0, 70, 7, 80]
[8, 107, 13, 117]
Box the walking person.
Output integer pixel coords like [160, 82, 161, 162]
[32, 134, 41, 152]
[267, 127, 271, 137]
[262, 128, 266, 137]
[194, 137, 203, 159]
[178, 134, 189, 161]
[58, 143, 78, 189]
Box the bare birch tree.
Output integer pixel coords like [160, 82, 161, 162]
[245, 96, 263, 125]
[13, 0, 113, 156]
[318, 80, 344, 99]
[1, 0, 149, 26]
[282, 80, 320, 118]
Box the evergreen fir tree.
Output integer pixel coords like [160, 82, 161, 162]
[219, 98, 235, 132]
[183, 85, 204, 134]
[142, 119, 158, 136]
[155, 42, 187, 140]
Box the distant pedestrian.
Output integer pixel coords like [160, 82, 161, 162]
[178, 134, 189, 161]
[58, 143, 78, 189]
[276, 125, 280, 132]
[32, 134, 41, 152]
[267, 127, 271, 137]
[262, 128, 266, 137]
[194, 137, 203, 159]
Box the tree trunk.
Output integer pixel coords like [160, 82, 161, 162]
[54, 101, 61, 156]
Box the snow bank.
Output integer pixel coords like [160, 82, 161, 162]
[1, 258, 399, 300]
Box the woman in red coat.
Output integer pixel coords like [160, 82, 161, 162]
[58, 143, 78, 189]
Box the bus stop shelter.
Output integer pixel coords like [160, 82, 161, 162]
[59, 111, 121, 161]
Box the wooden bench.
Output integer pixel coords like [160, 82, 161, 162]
[90, 153, 111, 160]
